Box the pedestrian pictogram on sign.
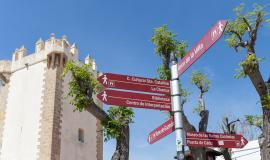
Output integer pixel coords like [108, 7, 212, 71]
[98, 73, 170, 94]
[97, 89, 171, 111]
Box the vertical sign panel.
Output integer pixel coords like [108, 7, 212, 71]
[178, 20, 228, 76]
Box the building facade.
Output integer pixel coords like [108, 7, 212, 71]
[0, 34, 103, 160]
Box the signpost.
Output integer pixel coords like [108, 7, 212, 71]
[148, 118, 175, 144]
[97, 89, 171, 111]
[177, 20, 228, 76]
[172, 20, 228, 160]
[186, 132, 248, 148]
[96, 19, 244, 160]
[148, 122, 249, 149]
[98, 73, 170, 94]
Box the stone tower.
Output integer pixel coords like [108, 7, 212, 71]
[0, 34, 103, 160]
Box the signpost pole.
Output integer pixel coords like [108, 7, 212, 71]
[170, 52, 185, 160]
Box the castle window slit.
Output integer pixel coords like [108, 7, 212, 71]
[78, 128, 84, 143]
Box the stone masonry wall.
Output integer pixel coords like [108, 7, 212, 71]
[0, 60, 10, 152]
[0, 82, 10, 152]
[37, 62, 63, 160]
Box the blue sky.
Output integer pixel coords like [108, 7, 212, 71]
[1, 0, 270, 159]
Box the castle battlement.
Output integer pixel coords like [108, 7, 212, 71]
[0, 61, 11, 74]
[3, 34, 97, 73]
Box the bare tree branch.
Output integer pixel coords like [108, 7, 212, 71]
[250, 12, 263, 48]
[231, 30, 243, 42]
[234, 41, 247, 52]
[242, 17, 252, 33]
[229, 30, 247, 51]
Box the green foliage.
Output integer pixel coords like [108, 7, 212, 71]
[103, 106, 134, 141]
[62, 60, 102, 111]
[179, 82, 191, 98]
[152, 25, 177, 56]
[176, 42, 188, 59]
[261, 94, 270, 109]
[152, 24, 188, 69]
[190, 71, 210, 114]
[234, 3, 268, 29]
[245, 115, 263, 129]
[190, 70, 210, 93]
[63, 61, 135, 143]
[234, 67, 247, 79]
[240, 53, 259, 71]
[157, 65, 171, 80]
[226, 3, 269, 78]
[225, 3, 269, 51]
[226, 20, 248, 48]
[235, 54, 264, 79]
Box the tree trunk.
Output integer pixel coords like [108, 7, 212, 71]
[189, 148, 207, 160]
[85, 103, 109, 122]
[162, 53, 170, 70]
[243, 62, 267, 97]
[196, 93, 208, 160]
[199, 92, 205, 110]
[243, 56, 270, 160]
[85, 103, 130, 160]
[196, 110, 209, 160]
[84, 100, 131, 160]
[260, 108, 270, 160]
[182, 111, 207, 160]
[220, 148, 232, 160]
[199, 110, 209, 132]
[182, 112, 196, 132]
[111, 124, 130, 160]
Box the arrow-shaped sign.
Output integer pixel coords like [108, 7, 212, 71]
[186, 131, 248, 148]
[178, 20, 228, 76]
[98, 73, 170, 94]
[148, 118, 175, 144]
[147, 122, 249, 149]
[97, 90, 171, 111]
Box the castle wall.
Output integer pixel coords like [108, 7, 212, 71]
[0, 79, 10, 153]
[11, 51, 46, 72]
[0, 61, 46, 160]
[0, 34, 102, 160]
[59, 73, 100, 160]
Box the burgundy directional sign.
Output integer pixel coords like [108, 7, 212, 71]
[178, 20, 228, 76]
[186, 131, 248, 148]
[148, 118, 175, 144]
[97, 89, 171, 111]
[98, 73, 170, 94]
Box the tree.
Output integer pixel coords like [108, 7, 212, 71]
[62, 61, 134, 160]
[151, 25, 187, 80]
[152, 25, 211, 160]
[189, 70, 211, 159]
[220, 116, 240, 160]
[225, 3, 270, 160]
[190, 70, 210, 132]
